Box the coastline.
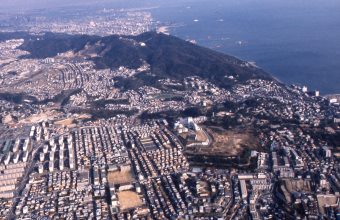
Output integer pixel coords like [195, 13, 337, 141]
[324, 94, 340, 99]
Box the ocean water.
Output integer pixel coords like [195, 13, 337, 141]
[150, 0, 340, 94]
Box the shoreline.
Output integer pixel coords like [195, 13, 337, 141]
[324, 94, 340, 98]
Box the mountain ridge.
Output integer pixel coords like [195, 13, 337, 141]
[10, 31, 274, 89]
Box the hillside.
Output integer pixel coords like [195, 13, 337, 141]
[18, 31, 273, 89]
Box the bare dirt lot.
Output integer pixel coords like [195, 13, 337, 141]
[118, 191, 143, 211]
[54, 118, 75, 126]
[317, 194, 338, 214]
[188, 126, 260, 156]
[108, 170, 135, 185]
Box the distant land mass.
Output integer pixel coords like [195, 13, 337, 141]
[2, 31, 273, 90]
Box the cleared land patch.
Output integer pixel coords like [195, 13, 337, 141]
[54, 118, 75, 126]
[187, 126, 259, 156]
[118, 191, 143, 211]
[108, 170, 135, 185]
[184, 126, 261, 169]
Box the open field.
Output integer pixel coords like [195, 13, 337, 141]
[108, 170, 135, 185]
[184, 126, 260, 169]
[186, 126, 259, 156]
[195, 130, 209, 142]
[54, 118, 75, 126]
[317, 194, 339, 214]
[180, 129, 209, 144]
[118, 191, 143, 211]
[20, 110, 62, 124]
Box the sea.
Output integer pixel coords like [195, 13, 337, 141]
[149, 0, 340, 95]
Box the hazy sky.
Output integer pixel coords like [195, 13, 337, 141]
[0, 0, 196, 12]
[0, 0, 117, 12]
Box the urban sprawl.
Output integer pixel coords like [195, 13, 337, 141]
[0, 6, 339, 220]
